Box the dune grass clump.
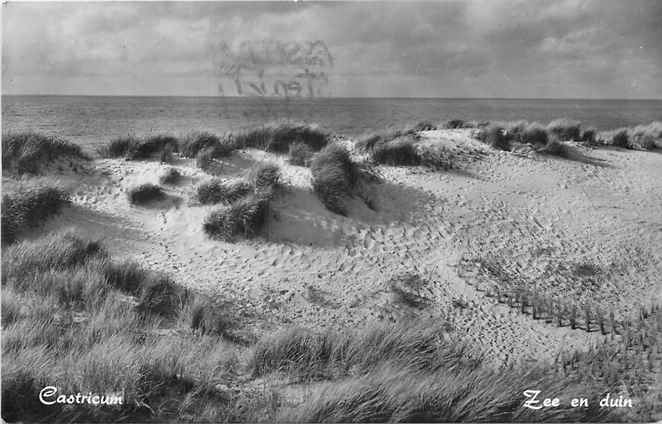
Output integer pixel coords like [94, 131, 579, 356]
[547, 119, 582, 141]
[234, 124, 329, 153]
[628, 122, 662, 150]
[202, 194, 269, 241]
[311, 144, 370, 215]
[371, 137, 421, 166]
[608, 128, 630, 148]
[181, 131, 235, 158]
[2, 132, 89, 175]
[96, 135, 135, 158]
[97, 134, 178, 160]
[1, 186, 71, 245]
[288, 142, 314, 166]
[580, 127, 597, 144]
[194, 147, 217, 172]
[196, 179, 252, 205]
[520, 122, 549, 146]
[129, 134, 179, 160]
[247, 162, 281, 194]
[444, 119, 466, 129]
[411, 120, 437, 131]
[355, 133, 392, 153]
[476, 124, 511, 151]
[158, 167, 182, 185]
[127, 183, 166, 205]
[135, 274, 189, 318]
[539, 136, 572, 158]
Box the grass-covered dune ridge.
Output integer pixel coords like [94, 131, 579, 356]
[310, 144, 380, 215]
[473, 119, 662, 153]
[2, 132, 90, 175]
[1, 185, 71, 245]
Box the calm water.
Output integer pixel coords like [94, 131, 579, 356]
[3, 96, 661, 150]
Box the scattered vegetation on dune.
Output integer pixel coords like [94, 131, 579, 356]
[181, 131, 235, 159]
[96, 135, 134, 158]
[355, 122, 439, 154]
[97, 134, 178, 160]
[195, 146, 219, 173]
[547, 118, 582, 141]
[1, 186, 71, 245]
[629, 121, 662, 149]
[371, 137, 421, 166]
[580, 127, 597, 143]
[310, 144, 378, 215]
[539, 136, 573, 158]
[234, 123, 330, 153]
[476, 124, 511, 151]
[600, 122, 662, 150]
[520, 122, 549, 146]
[443, 119, 466, 129]
[288, 142, 314, 166]
[127, 183, 166, 205]
[196, 178, 253, 205]
[159, 167, 182, 185]
[472, 118, 661, 155]
[355, 133, 393, 153]
[130, 134, 179, 160]
[247, 162, 281, 194]
[198, 162, 281, 241]
[203, 194, 270, 241]
[2, 132, 89, 175]
[410, 120, 437, 131]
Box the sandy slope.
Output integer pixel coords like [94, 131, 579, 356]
[26, 129, 662, 365]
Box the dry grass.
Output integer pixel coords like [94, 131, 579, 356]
[1, 231, 277, 423]
[247, 162, 281, 194]
[233, 123, 329, 153]
[1, 186, 71, 245]
[202, 194, 270, 241]
[310, 144, 375, 215]
[371, 137, 421, 166]
[476, 124, 511, 151]
[127, 184, 166, 205]
[196, 179, 253, 205]
[2, 132, 90, 175]
[97, 134, 178, 160]
[547, 119, 582, 141]
[520, 122, 549, 146]
[181, 132, 235, 158]
[159, 167, 182, 185]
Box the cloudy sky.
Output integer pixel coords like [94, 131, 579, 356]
[2, 0, 661, 98]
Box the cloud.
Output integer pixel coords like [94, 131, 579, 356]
[2, 0, 660, 98]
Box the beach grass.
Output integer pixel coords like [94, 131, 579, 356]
[1, 186, 71, 245]
[127, 183, 166, 205]
[2, 132, 90, 175]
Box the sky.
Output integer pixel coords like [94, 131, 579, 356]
[2, 0, 661, 98]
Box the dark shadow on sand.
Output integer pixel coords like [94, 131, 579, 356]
[540, 144, 614, 168]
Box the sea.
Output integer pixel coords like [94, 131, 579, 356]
[2, 96, 661, 151]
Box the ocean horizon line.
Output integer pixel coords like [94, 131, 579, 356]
[3, 94, 662, 102]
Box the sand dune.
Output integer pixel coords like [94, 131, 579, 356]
[20, 129, 659, 366]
